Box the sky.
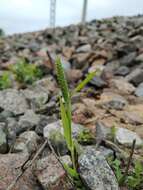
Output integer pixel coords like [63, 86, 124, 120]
[0, 0, 143, 35]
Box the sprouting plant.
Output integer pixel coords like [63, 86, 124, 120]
[110, 158, 123, 182]
[56, 58, 77, 172]
[0, 71, 12, 90]
[127, 161, 143, 189]
[55, 58, 97, 189]
[9, 59, 42, 85]
[108, 140, 143, 190]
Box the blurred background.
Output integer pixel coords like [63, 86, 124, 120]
[0, 0, 143, 35]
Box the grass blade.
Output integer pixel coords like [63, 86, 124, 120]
[60, 96, 72, 150]
[72, 71, 97, 95]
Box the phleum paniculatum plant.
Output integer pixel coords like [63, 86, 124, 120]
[55, 58, 97, 189]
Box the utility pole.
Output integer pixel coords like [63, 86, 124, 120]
[81, 0, 88, 24]
[50, 0, 56, 28]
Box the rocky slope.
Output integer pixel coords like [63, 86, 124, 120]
[0, 15, 143, 190]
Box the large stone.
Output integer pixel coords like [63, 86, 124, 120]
[34, 154, 72, 190]
[95, 121, 111, 142]
[18, 109, 41, 132]
[78, 148, 119, 190]
[66, 69, 83, 83]
[12, 131, 40, 154]
[43, 120, 91, 154]
[120, 52, 137, 66]
[122, 111, 143, 125]
[110, 78, 135, 94]
[76, 44, 91, 53]
[135, 82, 143, 97]
[135, 53, 143, 62]
[6, 117, 18, 147]
[125, 68, 143, 86]
[21, 86, 49, 110]
[0, 123, 7, 153]
[35, 76, 59, 94]
[102, 94, 127, 110]
[0, 89, 29, 115]
[35, 115, 57, 135]
[0, 153, 40, 190]
[72, 53, 90, 69]
[115, 127, 143, 148]
[115, 66, 130, 76]
[43, 120, 67, 155]
[89, 76, 107, 88]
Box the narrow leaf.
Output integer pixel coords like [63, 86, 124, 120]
[63, 163, 79, 178]
[72, 71, 97, 95]
[60, 97, 72, 150]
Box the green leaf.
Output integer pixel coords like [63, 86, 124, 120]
[0, 71, 12, 89]
[112, 159, 123, 182]
[63, 163, 79, 179]
[60, 96, 72, 150]
[134, 161, 143, 178]
[72, 71, 97, 95]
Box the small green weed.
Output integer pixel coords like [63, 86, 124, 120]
[9, 59, 42, 85]
[56, 58, 96, 189]
[108, 158, 143, 189]
[127, 161, 143, 189]
[0, 71, 12, 90]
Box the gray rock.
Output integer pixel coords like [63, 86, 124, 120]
[89, 76, 107, 88]
[76, 44, 91, 53]
[102, 95, 127, 110]
[34, 76, 58, 93]
[6, 117, 19, 147]
[135, 53, 143, 62]
[125, 68, 143, 86]
[0, 153, 40, 190]
[110, 78, 135, 94]
[0, 123, 7, 153]
[35, 115, 57, 135]
[115, 66, 130, 76]
[21, 87, 49, 111]
[135, 82, 143, 97]
[82, 145, 114, 158]
[43, 120, 61, 138]
[120, 52, 136, 66]
[95, 121, 111, 142]
[0, 110, 15, 121]
[18, 109, 41, 132]
[122, 111, 143, 125]
[13, 131, 40, 154]
[78, 148, 119, 190]
[0, 89, 29, 115]
[115, 127, 143, 148]
[43, 120, 90, 154]
[28, 41, 40, 52]
[34, 154, 72, 190]
[43, 120, 67, 155]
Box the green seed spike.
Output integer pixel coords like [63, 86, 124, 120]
[55, 58, 69, 103]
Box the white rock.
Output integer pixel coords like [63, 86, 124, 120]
[115, 128, 143, 148]
[76, 44, 91, 53]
